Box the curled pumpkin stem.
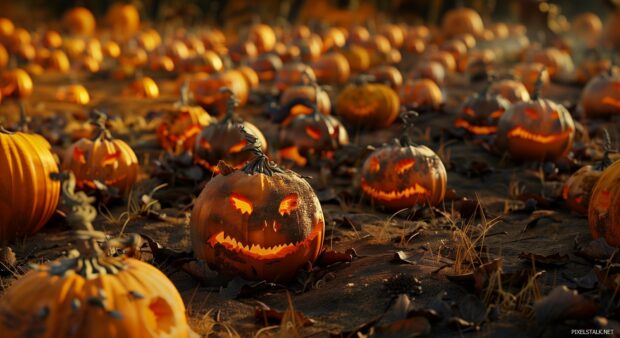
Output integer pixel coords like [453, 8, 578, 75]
[398, 110, 419, 146]
[599, 129, 618, 170]
[179, 80, 190, 106]
[89, 109, 112, 140]
[239, 125, 284, 176]
[531, 66, 546, 100]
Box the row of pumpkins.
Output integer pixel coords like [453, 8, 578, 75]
[0, 5, 620, 338]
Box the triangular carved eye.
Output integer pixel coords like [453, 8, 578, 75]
[305, 126, 322, 140]
[229, 139, 247, 153]
[279, 193, 298, 216]
[73, 147, 86, 164]
[230, 193, 253, 215]
[489, 109, 504, 119]
[396, 159, 415, 174]
[102, 151, 121, 166]
[369, 157, 380, 173]
[200, 138, 212, 151]
[464, 107, 476, 117]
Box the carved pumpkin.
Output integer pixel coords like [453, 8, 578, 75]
[454, 84, 510, 136]
[369, 65, 403, 89]
[341, 45, 370, 73]
[495, 81, 575, 161]
[194, 89, 267, 173]
[56, 84, 90, 105]
[191, 71, 249, 116]
[249, 24, 277, 53]
[248, 53, 283, 82]
[580, 67, 620, 118]
[399, 79, 443, 111]
[63, 7, 95, 36]
[589, 158, 620, 246]
[336, 79, 400, 129]
[62, 113, 139, 195]
[278, 73, 331, 124]
[0, 175, 190, 337]
[156, 84, 214, 154]
[360, 113, 447, 210]
[311, 52, 350, 85]
[191, 134, 325, 282]
[125, 76, 159, 99]
[0, 69, 33, 98]
[278, 85, 348, 167]
[564, 165, 604, 216]
[441, 8, 484, 38]
[487, 79, 531, 104]
[274, 62, 316, 93]
[0, 126, 60, 241]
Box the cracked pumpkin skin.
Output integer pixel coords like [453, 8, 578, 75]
[0, 257, 190, 338]
[191, 166, 325, 282]
[589, 160, 620, 246]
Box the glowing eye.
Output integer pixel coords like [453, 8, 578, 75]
[230, 193, 253, 215]
[612, 81, 620, 90]
[229, 139, 247, 153]
[396, 159, 415, 174]
[331, 125, 339, 136]
[200, 139, 212, 151]
[73, 147, 86, 164]
[463, 107, 476, 117]
[279, 194, 298, 216]
[550, 111, 559, 119]
[369, 157, 380, 172]
[524, 108, 539, 119]
[102, 151, 121, 166]
[305, 126, 322, 140]
[489, 109, 504, 119]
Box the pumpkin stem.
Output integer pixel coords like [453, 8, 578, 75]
[354, 74, 375, 86]
[481, 73, 495, 97]
[90, 109, 112, 140]
[399, 110, 419, 146]
[179, 80, 190, 106]
[531, 66, 546, 100]
[16, 101, 31, 133]
[240, 125, 284, 176]
[599, 129, 618, 170]
[220, 87, 239, 122]
[311, 82, 322, 118]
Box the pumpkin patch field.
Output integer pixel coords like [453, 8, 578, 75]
[1, 1, 620, 337]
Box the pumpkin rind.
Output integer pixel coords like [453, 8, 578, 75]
[588, 160, 620, 246]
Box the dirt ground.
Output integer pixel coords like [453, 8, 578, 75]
[1, 68, 619, 337]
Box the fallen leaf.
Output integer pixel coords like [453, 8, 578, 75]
[392, 251, 419, 265]
[574, 236, 617, 262]
[254, 306, 314, 327]
[521, 210, 561, 232]
[315, 249, 354, 267]
[534, 285, 599, 323]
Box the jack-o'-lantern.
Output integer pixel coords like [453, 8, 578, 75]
[106, 3, 141, 42]
[56, 84, 90, 105]
[190, 70, 249, 116]
[248, 53, 282, 82]
[513, 62, 549, 95]
[0, 123, 60, 241]
[495, 75, 575, 161]
[369, 65, 403, 89]
[278, 84, 348, 166]
[399, 79, 443, 111]
[194, 88, 267, 173]
[487, 79, 530, 103]
[0, 174, 191, 337]
[0, 68, 33, 98]
[278, 72, 331, 124]
[311, 52, 350, 85]
[589, 156, 620, 246]
[580, 66, 620, 118]
[341, 45, 370, 73]
[441, 8, 484, 38]
[454, 82, 510, 136]
[274, 62, 316, 93]
[62, 112, 139, 195]
[63, 7, 95, 36]
[408, 61, 445, 86]
[156, 83, 214, 154]
[250, 24, 276, 53]
[336, 77, 400, 129]
[125, 76, 159, 99]
[191, 130, 325, 282]
[360, 112, 447, 210]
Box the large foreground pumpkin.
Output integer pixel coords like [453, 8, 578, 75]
[191, 130, 325, 282]
[589, 159, 620, 246]
[0, 126, 60, 241]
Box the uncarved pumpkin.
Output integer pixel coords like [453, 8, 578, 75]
[589, 159, 620, 246]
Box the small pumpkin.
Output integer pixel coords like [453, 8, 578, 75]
[487, 79, 531, 103]
[0, 43, 8, 69]
[0, 174, 191, 337]
[62, 7, 96, 36]
[580, 66, 620, 118]
[191, 70, 249, 116]
[62, 112, 139, 195]
[513, 62, 549, 95]
[441, 8, 484, 38]
[249, 24, 277, 53]
[106, 3, 141, 42]
[274, 62, 316, 93]
[399, 79, 443, 111]
[572, 12, 603, 42]
[0, 122, 60, 241]
[341, 45, 371, 73]
[191, 130, 325, 282]
[369, 65, 403, 89]
[278, 84, 349, 167]
[156, 83, 214, 154]
[336, 77, 400, 129]
[278, 71, 331, 124]
[360, 112, 447, 210]
[311, 52, 350, 85]
[125, 76, 159, 99]
[495, 74, 575, 161]
[248, 53, 283, 82]
[194, 88, 267, 173]
[408, 61, 445, 86]
[589, 156, 620, 246]
[454, 82, 511, 136]
[0, 68, 33, 98]
[56, 84, 90, 105]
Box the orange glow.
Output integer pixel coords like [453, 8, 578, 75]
[230, 193, 253, 215]
[463, 107, 476, 117]
[102, 151, 121, 166]
[562, 185, 569, 200]
[524, 108, 539, 119]
[489, 109, 504, 119]
[602, 96, 620, 109]
[73, 147, 86, 164]
[279, 194, 299, 216]
[369, 157, 380, 172]
[173, 125, 202, 143]
[290, 104, 313, 116]
[361, 179, 429, 202]
[454, 118, 497, 135]
[279, 146, 307, 166]
[396, 159, 415, 174]
[507, 127, 573, 144]
[305, 126, 322, 140]
[199, 138, 212, 151]
[550, 111, 559, 119]
[229, 139, 247, 153]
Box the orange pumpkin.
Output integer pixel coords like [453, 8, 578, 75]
[191, 133, 324, 282]
[589, 158, 620, 246]
[336, 79, 400, 129]
[487, 79, 531, 104]
[513, 62, 550, 95]
[249, 24, 276, 53]
[248, 53, 283, 82]
[580, 67, 620, 118]
[62, 7, 96, 36]
[191, 71, 249, 116]
[0, 44, 8, 69]
[106, 3, 141, 41]
[56, 84, 90, 105]
[441, 8, 484, 38]
[341, 45, 370, 73]
[408, 61, 445, 86]
[311, 52, 350, 85]
[274, 62, 316, 93]
[399, 79, 443, 111]
[0, 69, 33, 98]
[369, 65, 403, 89]
[125, 76, 159, 99]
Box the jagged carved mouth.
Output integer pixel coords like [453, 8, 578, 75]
[361, 179, 430, 201]
[207, 222, 323, 260]
[602, 96, 620, 109]
[454, 118, 497, 135]
[507, 127, 573, 144]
